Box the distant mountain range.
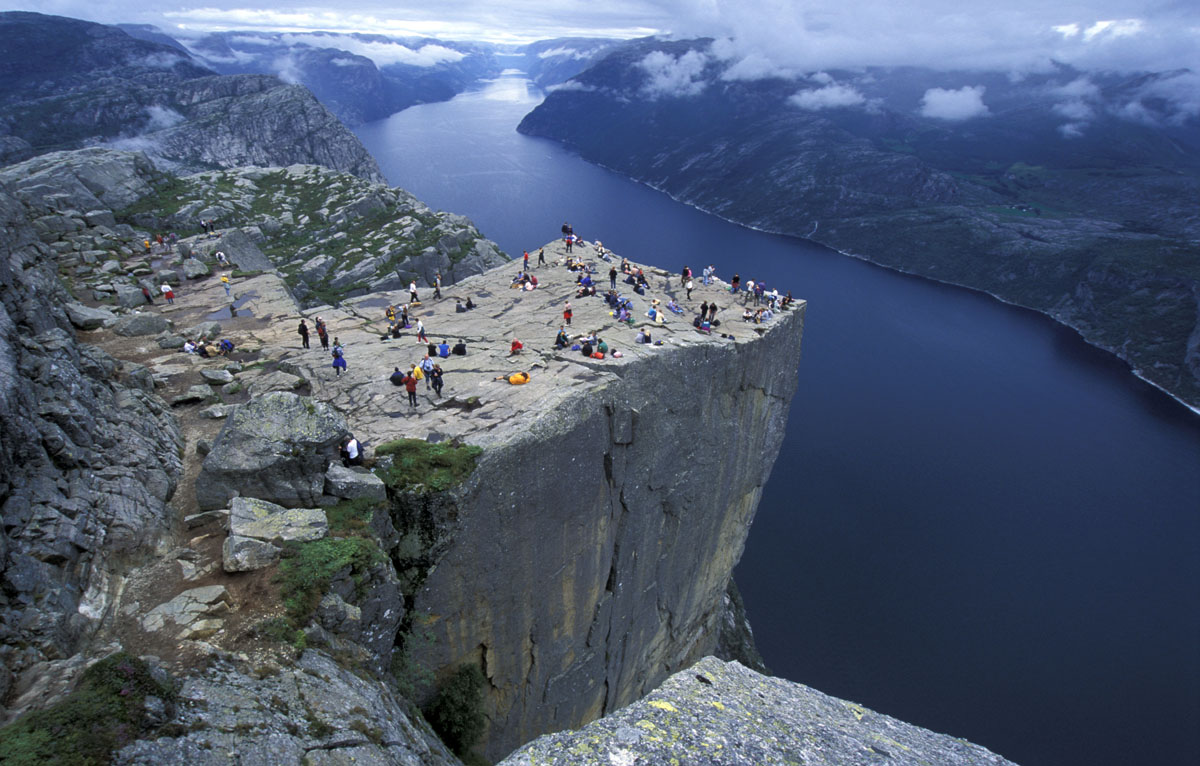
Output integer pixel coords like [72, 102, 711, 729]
[0, 12, 382, 181]
[519, 38, 1200, 409]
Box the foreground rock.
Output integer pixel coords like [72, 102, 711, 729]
[195, 391, 347, 510]
[114, 651, 460, 766]
[502, 657, 1018, 766]
[221, 496, 328, 572]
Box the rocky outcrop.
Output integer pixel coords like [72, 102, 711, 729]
[0, 167, 182, 718]
[501, 657, 1018, 766]
[113, 651, 460, 766]
[195, 391, 348, 510]
[0, 13, 383, 183]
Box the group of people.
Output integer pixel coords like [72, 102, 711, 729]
[389, 353, 446, 407]
[183, 337, 235, 357]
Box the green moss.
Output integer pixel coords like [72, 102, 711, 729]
[374, 439, 482, 493]
[0, 652, 175, 766]
[275, 537, 384, 624]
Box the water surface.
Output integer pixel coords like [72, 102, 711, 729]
[356, 74, 1200, 766]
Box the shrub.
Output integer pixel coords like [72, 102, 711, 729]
[275, 537, 383, 624]
[425, 664, 486, 756]
[0, 652, 174, 765]
[374, 439, 482, 493]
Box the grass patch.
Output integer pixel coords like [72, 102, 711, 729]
[0, 652, 175, 766]
[374, 440, 482, 493]
[325, 497, 382, 537]
[275, 537, 385, 625]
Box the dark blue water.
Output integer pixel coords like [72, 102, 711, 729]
[356, 73, 1200, 766]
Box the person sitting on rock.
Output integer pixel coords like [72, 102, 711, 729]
[390, 323, 402, 339]
[554, 327, 570, 349]
[581, 340, 593, 356]
[636, 329, 651, 344]
[218, 339, 235, 355]
[438, 340, 451, 358]
[456, 300, 467, 313]
[465, 297, 476, 310]
[182, 339, 197, 354]
[597, 337, 608, 355]
[390, 366, 406, 386]
[452, 339, 467, 356]
[510, 338, 524, 355]
[341, 435, 363, 467]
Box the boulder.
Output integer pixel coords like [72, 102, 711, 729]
[184, 321, 222, 340]
[115, 284, 149, 308]
[227, 496, 327, 543]
[200, 369, 234, 385]
[112, 313, 172, 336]
[171, 385, 215, 406]
[222, 535, 281, 572]
[156, 334, 186, 349]
[182, 257, 210, 279]
[324, 464, 386, 503]
[245, 369, 305, 396]
[64, 302, 115, 330]
[195, 392, 348, 509]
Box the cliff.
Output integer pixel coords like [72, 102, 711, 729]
[517, 40, 1200, 410]
[0, 12, 383, 183]
[0, 145, 1019, 766]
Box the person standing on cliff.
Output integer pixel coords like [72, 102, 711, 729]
[416, 318, 428, 344]
[409, 280, 419, 304]
[609, 266, 618, 291]
[434, 272, 442, 300]
[523, 250, 530, 271]
[316, 317, 329, 351]
[160, 283, 175, 304]
[563, 301, 573, 326]
[537, 247, 546, 268]
[331, 338, 347, 376]
[402, 370, 419, 407]
[298, 319, 310, 349]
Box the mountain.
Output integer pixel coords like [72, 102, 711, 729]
[517, 37, 625, 88]
[518, 38, 1200, 410]
[0, 12, 383, 182]
[177, 30, 504, 125]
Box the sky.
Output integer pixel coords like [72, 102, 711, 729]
[10, 1, 1200, 73]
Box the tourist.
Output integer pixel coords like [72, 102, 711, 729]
[456, 300, 466, 313]
[438, 339, 451, 358]
[141, 285, 153, 304]
[537, 247, 546, 267]
[420, 354, 435, 389]
[409, 280, 418, 304]
[523, 250, 530, 271]
[221, 274, 231, 296]
[686, 279, 694, 300]
[554, 326, 570, 349]
[563, 301, 573, 326]
[390, 366, 406, 386]
[452, 339, 467, 356]
[430, 364, 444, 398]
[403, 370, 418, 407]
[160, 283, 175, 304]
[609, 266, 618, 290]
[510, 338, 523, 355]
[416, 318, 428, 344]
[434, 272, 442, 299]
[700, 301, 709, 321]
[298, 319, 310, 349]
[331, 338, 346, 376]
[341, 435, 363, 467]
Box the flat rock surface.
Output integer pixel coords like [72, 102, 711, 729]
[500, 657, 1018, 766]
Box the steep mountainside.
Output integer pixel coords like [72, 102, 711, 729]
[519, 38, 1200, 410]
[176, 30, 504, 126]
[518, 37, 624, 89]
[0, 12, 383, 182]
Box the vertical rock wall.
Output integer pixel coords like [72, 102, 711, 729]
[407, 306, 805, 760]
[0, 183, 182, 718]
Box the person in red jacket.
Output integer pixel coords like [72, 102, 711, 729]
[510, 338, 524, 355]
[563, 301, 573, 326]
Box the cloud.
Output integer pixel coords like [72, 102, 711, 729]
[144, 105, 186, 130]
[537, 47, 589, 60]
[330, 57, 360, 67]
[638, 49, 710, 99]
[789, 83, 867, 110]
[272, 53, 302, 84]
[919, 85, 989, 121]
[276, 34, 465, 67]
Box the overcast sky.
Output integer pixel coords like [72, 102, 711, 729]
[12, 1, 1200, 72]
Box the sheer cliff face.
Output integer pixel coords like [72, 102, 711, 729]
[408, 306, 805, 760]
